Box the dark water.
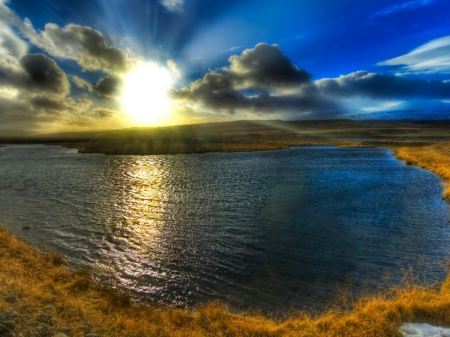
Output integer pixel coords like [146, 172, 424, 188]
[0, 145, 449, 311]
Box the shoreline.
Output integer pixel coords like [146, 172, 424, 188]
[2, 223, 450, 337]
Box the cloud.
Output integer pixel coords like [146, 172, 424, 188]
[167, 59, 181, 78]
[93, 108, 118, 118]
[0, 22, 27, 59]
[0, 53, 70, 97]
[0, 94, 95, 132]
[371, 0, 435, 17]
[316, 70, 450, 99]
[94, 76, 121, 99]
[0, 26, 112, 132]
[72, 75, 122, 99]
[378, 35, 450, 75]
[228, 43, 311, 91]
[72, 76, 93, 92]
[160, 0, 183, 12]
[23, 23, 135, 74]
[0, 1, 137, 75]
[171, 44, 336, 117]
[173, 43, 450, 119]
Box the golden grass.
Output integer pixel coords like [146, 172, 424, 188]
[1, 225, 450, 337]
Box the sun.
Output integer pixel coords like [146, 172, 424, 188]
[121, 62, 174, 124]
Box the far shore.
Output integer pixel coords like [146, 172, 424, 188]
[1, 119, 450, 155]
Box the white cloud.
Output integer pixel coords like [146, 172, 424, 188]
[167, 59, 181, 78]
[371, 0, 435, 17]
[378, 35, 450, 75]
[0, 23, 27, 59]
[160, 0, 183, 12]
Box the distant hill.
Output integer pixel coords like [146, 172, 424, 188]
[0, 129, 39, 138]
[351, 100, 450, 120]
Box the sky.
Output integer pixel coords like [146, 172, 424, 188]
[1, 0, 450, 134]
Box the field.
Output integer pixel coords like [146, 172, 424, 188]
[2, 119, 450, 155]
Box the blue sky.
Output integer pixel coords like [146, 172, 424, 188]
[1, 0, 450, 132]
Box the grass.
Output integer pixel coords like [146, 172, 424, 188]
[2, 224, 450, 336]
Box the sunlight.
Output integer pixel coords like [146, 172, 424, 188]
[120, 62, 174, 124]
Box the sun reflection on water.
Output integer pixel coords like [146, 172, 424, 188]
[116, 158, 171, 248]
[96, 156, 182, 303]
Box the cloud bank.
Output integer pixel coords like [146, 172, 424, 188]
[171, 43, 335, 118]
[172, 43, 450, 119]
[316, 71, 450, 99]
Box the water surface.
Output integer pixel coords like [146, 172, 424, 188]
[0, 145, 449, 311]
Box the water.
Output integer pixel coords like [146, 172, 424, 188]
[0, 144, 449, 311]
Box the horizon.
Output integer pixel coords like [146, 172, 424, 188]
[1, 0, 450, 135]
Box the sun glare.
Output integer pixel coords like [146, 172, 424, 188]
[121, 62, 174, 124]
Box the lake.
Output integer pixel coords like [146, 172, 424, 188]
[0, 144, 449, 311]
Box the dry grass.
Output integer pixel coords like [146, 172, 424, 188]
[1, 226, 450, 337]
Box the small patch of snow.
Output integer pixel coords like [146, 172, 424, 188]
[400, 323, 450, 337]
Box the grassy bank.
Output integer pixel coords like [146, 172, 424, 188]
[1, 229, 450, 337]
[391, 141, 450, 200]
[357, 140, 450, 196]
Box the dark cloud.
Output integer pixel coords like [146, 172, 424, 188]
[95, 76, 122, 99]
[93, 108, 118, 118]
[171, 44, 335, 116]
[228, 43, 311, 91]
[72, 75, 122, 99]
[316, 71, 450, 99]
[20, 54, 70, 96]
[0, 53, 70, 96]
[173, 84, 336, 115]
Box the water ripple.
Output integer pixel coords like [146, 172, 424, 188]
[0, 144, 449, 311]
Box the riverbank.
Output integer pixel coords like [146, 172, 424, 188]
[391, 141, 450, 200]
[354, 140, 450, 200]
[2, 225, 450, 337]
